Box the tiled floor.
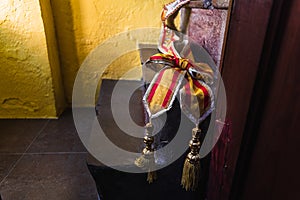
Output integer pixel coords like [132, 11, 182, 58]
[0, 110, 99, 200]
[0, 79, 146, 200]
[0, 79, 208, 200]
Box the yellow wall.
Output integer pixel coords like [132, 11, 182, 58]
[0, 0, 65, 118]
[52, 0, 170, 103]
[0, 0, 173, 118]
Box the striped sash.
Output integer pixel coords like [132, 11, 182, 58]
[143, 0, 215, 125]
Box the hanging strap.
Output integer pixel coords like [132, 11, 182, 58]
[143, 0, 215, 125]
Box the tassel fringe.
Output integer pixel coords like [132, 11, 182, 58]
[134, 152, 152, 168]
[147, 171, 157, 183]
[181, 155, 201, 191]
[136, 125, 203, 188]
[181, 127, 202, 191]
[135, 151, 157, 184]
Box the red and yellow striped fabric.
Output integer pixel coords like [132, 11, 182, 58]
[143, 53, 213, 124]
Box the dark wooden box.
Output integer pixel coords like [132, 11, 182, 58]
[87, 79, 211, 200]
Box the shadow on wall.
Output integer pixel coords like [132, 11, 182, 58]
[50, 0, 169, 105]
[0, 0, 69, 118]
[50, 0, 80, 105]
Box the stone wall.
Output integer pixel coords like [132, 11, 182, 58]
[0, 0, 170, 117]
[0, 0, 65, 118]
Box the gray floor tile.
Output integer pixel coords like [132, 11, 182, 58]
[0, 120, 48, 153]
[0, 154, 98, 200]
[0, 155, 21, 183]
[27, 110, 86, 153]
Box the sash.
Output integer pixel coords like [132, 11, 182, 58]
[143, 0, 215, 125]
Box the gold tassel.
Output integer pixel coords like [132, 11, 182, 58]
[147, 170, 157, 184]
[181, 127, 201, 191]
[134, 123, 157, 183]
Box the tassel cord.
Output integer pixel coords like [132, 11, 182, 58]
[134, 123, 157, 183]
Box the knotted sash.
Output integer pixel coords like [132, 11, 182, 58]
[143, 53, 214, 125]
[143, 0, 215, 125]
